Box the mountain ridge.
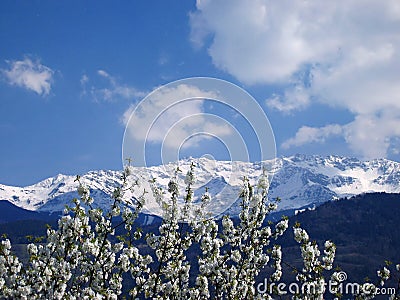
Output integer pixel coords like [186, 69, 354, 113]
[1, 154, 400, 217]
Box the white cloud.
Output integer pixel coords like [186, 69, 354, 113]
[282, 124, 343, 149]
[190, 0, 324, 84]
[191, 0, 400, 85]
[2, 57, 54, 96]
[123, 84, 233, 151]
[267, 85, 310, 113]
[80, 74, 89, 86]
[282, 112, 400, 159]
[343, 113, 400, 159]
[83, 70, 145, 102]
[191, 0, 400, 158]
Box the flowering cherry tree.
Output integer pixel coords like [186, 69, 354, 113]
[0, 163, 398, 299]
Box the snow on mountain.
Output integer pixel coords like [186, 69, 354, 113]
[1, 155, 400, 218]
[0, 171, 121, 213]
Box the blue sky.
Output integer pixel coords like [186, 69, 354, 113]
[1, 1, 399, 186]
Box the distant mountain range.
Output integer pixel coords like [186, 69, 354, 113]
[1, 154, 400, 220]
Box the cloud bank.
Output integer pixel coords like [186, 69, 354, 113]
[190, 0, 400, 159]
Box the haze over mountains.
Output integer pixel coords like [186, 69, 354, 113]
[1, 154, 400, 219]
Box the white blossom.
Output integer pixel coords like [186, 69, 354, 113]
[294, 227, 309, 243]
[377, 266, 391, 286]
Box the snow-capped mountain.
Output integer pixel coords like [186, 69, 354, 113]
[1, 155, 400, 218]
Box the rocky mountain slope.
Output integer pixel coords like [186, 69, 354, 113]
[1, 155, 400, 217]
